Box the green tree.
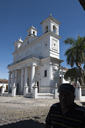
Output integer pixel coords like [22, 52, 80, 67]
[64, 35, 85, 85]
[64, 67, 79, 84]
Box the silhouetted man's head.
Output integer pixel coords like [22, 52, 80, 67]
[58, 83, 75, 110]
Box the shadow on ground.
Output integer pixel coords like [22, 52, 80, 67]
[0, 119, 44, 128]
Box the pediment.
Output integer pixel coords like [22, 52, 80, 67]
[21, 36, 38, 48]
[21, 36, 29, 48]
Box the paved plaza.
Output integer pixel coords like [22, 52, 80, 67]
[0, 96, 85, 128]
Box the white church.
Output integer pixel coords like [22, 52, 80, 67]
[7, 15, 68, 98]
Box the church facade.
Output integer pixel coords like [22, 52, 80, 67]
[7, 15, 68, 96]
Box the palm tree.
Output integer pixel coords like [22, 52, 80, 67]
[64, 35, 85, 85]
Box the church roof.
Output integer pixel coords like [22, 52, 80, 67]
[40, 14, 61, 25]
[60, 66, 68, 71]
[0, 79, 8, 83]
[27, 26, 38, 31]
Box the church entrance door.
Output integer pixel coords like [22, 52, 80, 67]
[37, 81, 39, 93]
[16, 83, 19, 95]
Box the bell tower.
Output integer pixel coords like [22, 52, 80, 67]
[27, 26, 38, 36]
[40, 14, 61, 59]
[40, 14, 61, 35]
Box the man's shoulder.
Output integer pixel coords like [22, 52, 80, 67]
[74, 102, 85, 109]
[48, 102, 60, 113]
[73, 103, 85, 114]
[50, 102, 60, 109]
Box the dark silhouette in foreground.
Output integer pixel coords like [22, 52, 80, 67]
[0, 119, 44, 128]
[44, 83, 85, 128]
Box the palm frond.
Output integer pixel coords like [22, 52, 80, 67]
[63, 37, 76, 45]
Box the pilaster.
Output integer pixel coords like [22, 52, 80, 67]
[8, 72, 11, 92]
[24, 67, 28, 87]
[23, 66, 28, 96]
[30, 63, 36, 92]
[61, 66, 63, 83]
[12, 71, 14, 88]
[15, 70, 17, 87]
[21, 68, 24, 94]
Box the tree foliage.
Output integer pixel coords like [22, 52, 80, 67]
[64, 35, 85, 85]
[64, 67, 79, 82]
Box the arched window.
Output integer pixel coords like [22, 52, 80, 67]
[33, 31, 35, 36]
[37, 81, 39, 93]
[53, 25, 56, 33]
[44, 70, 47, 77]
[45, 26, 48, 33]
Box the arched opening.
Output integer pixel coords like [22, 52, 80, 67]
[27, 78, 29, 87]
[53, 25, 56, 33]
[37, 81, 39, 93]
[33, 31, 35, 36]
[45, 25, 48, 33]
[16, 83, 19, 95]
[27, 78, 29, 92]
[44, 70, 47, 77]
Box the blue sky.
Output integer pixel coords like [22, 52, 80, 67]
[0, 0, 85, 79]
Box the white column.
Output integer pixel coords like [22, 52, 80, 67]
[61, 66, 63, 83]
[24, 67, 28, 87]
[8, 72, 11, 92]
[50, 21, 52, 32]
[12, 71, 14, 88]
[30, 63, 36, 92]
[33, 83, 37, 99]
[15, 70, 17, 87]
[75, 83, 81, 100]
[1, 84, 5, 94]
[57, 66, 60, 86]
[12, 82, 16, 97]
[48, 64, 51, 85]
[54, 83, 58, 99]
[55, 27, 57, 35]
[23, 66, 28, 96]
[21, 68, 24, 94]
[48, 63, 52, 93]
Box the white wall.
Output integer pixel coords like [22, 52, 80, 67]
[50, 36, 59, 59]
[0, 83, 8, 91]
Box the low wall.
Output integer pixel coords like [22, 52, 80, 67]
[82, 89, 85, 96]
[75, 87, 85, 101]
[37, 93, 54, 99]
[39, 86, 55, 93]
[80, 89, 85, 101]
[0, 83, 7, 90]
[80, 96, 85, 102]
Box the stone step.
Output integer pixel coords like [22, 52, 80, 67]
[37, 93, 54, 99]
[25, 93, 32, 98]
[0, 92, 12, 97]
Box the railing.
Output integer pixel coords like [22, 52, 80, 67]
[8, 54, 43, 67]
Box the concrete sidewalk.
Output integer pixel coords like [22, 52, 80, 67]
[0, 95, 84, 107]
